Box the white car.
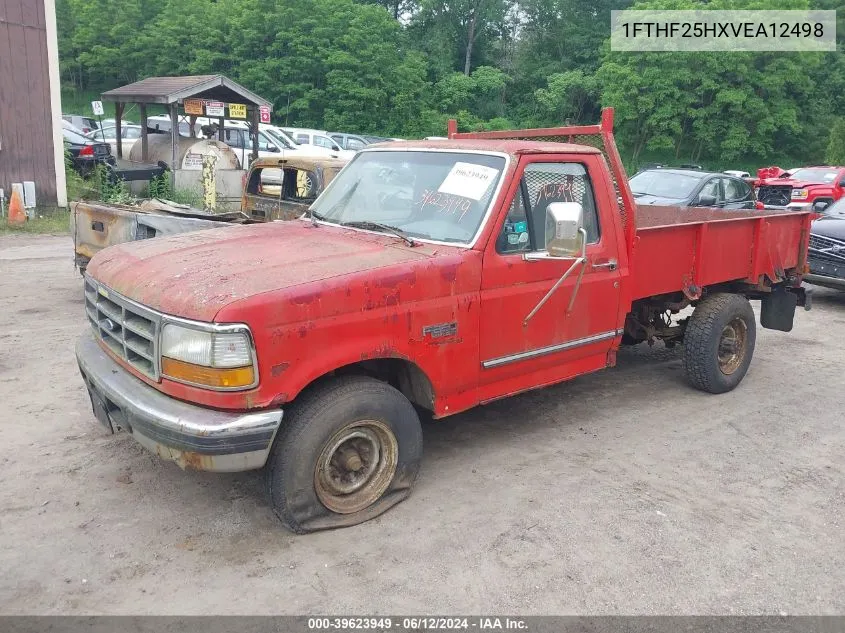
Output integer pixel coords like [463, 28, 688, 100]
[85, 125, 143, 156]
[281, 127, 356, 160]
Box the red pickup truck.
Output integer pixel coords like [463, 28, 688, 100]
[77, 109, 812, 533]
[755, 165, 845, 210]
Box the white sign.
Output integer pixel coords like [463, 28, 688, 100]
[205, 101, 225, 117]
[437, 162, 499, 201]
[91, 100, 104, 116]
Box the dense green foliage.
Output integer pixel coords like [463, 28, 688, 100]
[58, 0, 844, 170]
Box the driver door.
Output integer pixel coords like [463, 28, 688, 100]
[478, 157, 623, 396]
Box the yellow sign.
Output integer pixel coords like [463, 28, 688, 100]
[229, 103, 247, 119]
[184, 98, 204, 115]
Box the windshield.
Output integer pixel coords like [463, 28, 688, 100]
[821, 198, 845, 218]
[630, 171, 701, 198]
[264, 128, 296, 150]
[788, 168, 840, 182]
[310, 150, 506, 244]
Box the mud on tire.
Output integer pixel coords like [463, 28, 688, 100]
[683, 293, 756, 394]
[265, 375, 423, 534]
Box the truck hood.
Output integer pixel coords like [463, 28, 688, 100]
[812, 216, 845, 241]
[86, 220, 440, 321]
[760, 178, 825, 189]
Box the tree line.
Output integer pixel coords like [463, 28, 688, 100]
[57, 0, 845, 170]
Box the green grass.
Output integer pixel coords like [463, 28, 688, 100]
[0, 208, 70, 235]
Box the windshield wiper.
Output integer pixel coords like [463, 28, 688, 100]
[341, 220, 417, 247]
[309, 209, 326, 224]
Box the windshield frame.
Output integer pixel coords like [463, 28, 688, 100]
[307, 147, 511, 249]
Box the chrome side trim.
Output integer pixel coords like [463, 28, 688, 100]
[481, 329, 623, 369]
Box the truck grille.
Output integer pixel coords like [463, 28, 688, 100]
[809, 233, 845, 265]
[84, 278, 161, 379]
[757, 185, 792, 207]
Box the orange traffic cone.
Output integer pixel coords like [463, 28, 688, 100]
[7, 189, 26, 225]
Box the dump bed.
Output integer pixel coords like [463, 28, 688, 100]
[632, 204, 812, 300]
[448, 109, 813, 301]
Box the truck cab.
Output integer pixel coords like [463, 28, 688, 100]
[76, 110, 812, 534]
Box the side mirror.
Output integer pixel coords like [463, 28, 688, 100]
[697, 194, 717, 207]
[838, 178, 845, 187]
[813, 200, 830, 213]
[267, 146, 281, 153]
[545, 201, 584, 257]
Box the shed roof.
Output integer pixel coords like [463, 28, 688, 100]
[101, 75, 270, 107]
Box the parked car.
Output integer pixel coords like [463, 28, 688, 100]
[724, 170, 751, 178]
[86, 124, 143, 156]
[328, 132, 369, 151]
[755, 166, 845, 210]
[806, 197, 845, 290]
[62, 119, 86, 135]
[62, 114, 100, 134]
[629, 168, 756, 208]
[75, 108, 812, 533]
[281, 127, 356, 159]
[63, 127, 112, 177]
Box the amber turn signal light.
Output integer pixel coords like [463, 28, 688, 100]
[161, 356, 255, 389]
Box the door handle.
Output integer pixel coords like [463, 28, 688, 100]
[591, 259, 617, 271]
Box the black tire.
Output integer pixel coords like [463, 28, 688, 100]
[683, 293, 756, 394]
[265, 375, 423, 533]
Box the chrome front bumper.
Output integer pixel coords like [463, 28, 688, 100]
[76, 333, 283, 472]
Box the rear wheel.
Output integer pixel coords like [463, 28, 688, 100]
[683, 293, 756, 394]
[265, 375, 423, 533]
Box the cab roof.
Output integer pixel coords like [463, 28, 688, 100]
[367, 138, 603, 156]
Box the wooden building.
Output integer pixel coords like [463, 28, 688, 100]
[0, 0, 66, 207]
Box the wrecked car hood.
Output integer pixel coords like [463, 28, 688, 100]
[86, 220, 438, 321]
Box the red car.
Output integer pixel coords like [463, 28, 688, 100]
[755, 165, 845, 210]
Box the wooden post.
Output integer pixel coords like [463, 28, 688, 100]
[218, 117, 225, 142]
[115, 102, 124, 158]
[169, 102, 179, 191]
[189, 115, 197, 138]
[250, 107, 259, 167]
[139, 103, 148, 163]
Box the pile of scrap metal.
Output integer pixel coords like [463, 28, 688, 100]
[72, 156, 347, 274]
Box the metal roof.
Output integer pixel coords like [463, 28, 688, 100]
[101, 75, 270, 107]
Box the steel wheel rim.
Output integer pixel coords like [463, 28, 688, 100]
[315, 420, 398, 514]
[718, 317, 747, 375]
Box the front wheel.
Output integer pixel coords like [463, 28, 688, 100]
[682, 293, 756, 394]
[265, 375, 423, 533]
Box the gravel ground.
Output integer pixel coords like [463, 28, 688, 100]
[1, 234, 843, 615]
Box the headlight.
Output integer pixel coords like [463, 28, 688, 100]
[791, 189, 808, 199]
[160, 323, 256, 390]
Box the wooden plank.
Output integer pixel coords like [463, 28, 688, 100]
[3, 0, 23, 25]
[19, 0, 38, 27]
[23, 24, 56, 203]
[0, 21, 13, 189]
[139, 103, 148, 162]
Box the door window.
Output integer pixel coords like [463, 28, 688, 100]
[347, 138, 366, 150]
[698, 178, 722, 204]
[123, 127, 141, 139]
[225, 129, 245, 149]
[257, 132, 276, 152]
[314, 135, 337, 150]
[722, 177, 750, 202]
[295, 134, 310, 144]
[497, 162, 600, 254]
